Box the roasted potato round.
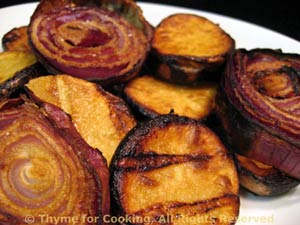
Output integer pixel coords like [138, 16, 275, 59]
[124, 75, 217, 120]
[111, 114, 239, 225]
[151, 13, 235, 84]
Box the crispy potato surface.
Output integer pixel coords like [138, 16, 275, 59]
[26, 74, 136, 164]
[0, 51, 36, 83]
[151, 13, 234, 84]
[152, 14, 233, 57]
[124, 75, 217, 120]
[111, 115, 239, 225]
[2, 26, 31, 52]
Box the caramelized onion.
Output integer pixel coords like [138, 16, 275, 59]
[0, 95, 109, 224]
[219, 49, 300, 179]
[28, 0, 153, 84]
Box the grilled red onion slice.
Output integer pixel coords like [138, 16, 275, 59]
[28, 0, 152, 84]
[219, 49, 300, 179]
[0, 95, 110, 224]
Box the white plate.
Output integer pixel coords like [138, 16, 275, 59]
[1, 2, 300, 225]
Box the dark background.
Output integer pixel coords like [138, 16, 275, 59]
[1, 0, 299, 42]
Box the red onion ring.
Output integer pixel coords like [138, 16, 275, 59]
[220, 49, 300, 179]
[28, 0, 152, 84]
[0, 95, 110, 224]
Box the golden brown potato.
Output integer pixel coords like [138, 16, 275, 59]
[111, 115, 240, 225]
[236, 154, 299, 196]
[124, 75, 217, 120]
[0, 63, 47, 100]
[0, 51, 36, 83]
[2, 26, 31, 52]
[26, 74, 136, 164]
[151, 13, 235, 84]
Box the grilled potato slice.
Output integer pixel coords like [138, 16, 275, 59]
[124, 75, 217, 120]
[2, 26, 31, 52]
[111, 115, 239, 225]
[151, 13, 235, 84]
[0, 62, 47, 100]
[26, 74, 136, 164]
[0, 51, 36, 83]
[236, 154, 299, 196]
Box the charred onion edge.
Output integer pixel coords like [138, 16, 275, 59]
[224, 48, 300, 146]
[222, 48, 300, 179]
[0, 92, 110, 223]
[28, 0, 153, 84]
[234, 154, 299, 196]
[28, 89, 111, 218]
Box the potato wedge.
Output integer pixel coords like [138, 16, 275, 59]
[111, 115, 239, 225]
[2, 26, 31, 52]
[151, 13, 235, 84]
[124, 75, 217, 120]
[26, 74, 136, 164]
[0, 51, 36, 83]
[236, 154, 299, 196]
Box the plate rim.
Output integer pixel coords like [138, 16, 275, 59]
[0, 2, 299, 225]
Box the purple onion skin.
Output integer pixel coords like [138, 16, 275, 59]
[216, 49, 300, 180]
[0, 93, 110, 224]
[28, 0, 153, 85]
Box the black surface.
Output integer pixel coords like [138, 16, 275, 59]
[0, 0, 299, 42]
